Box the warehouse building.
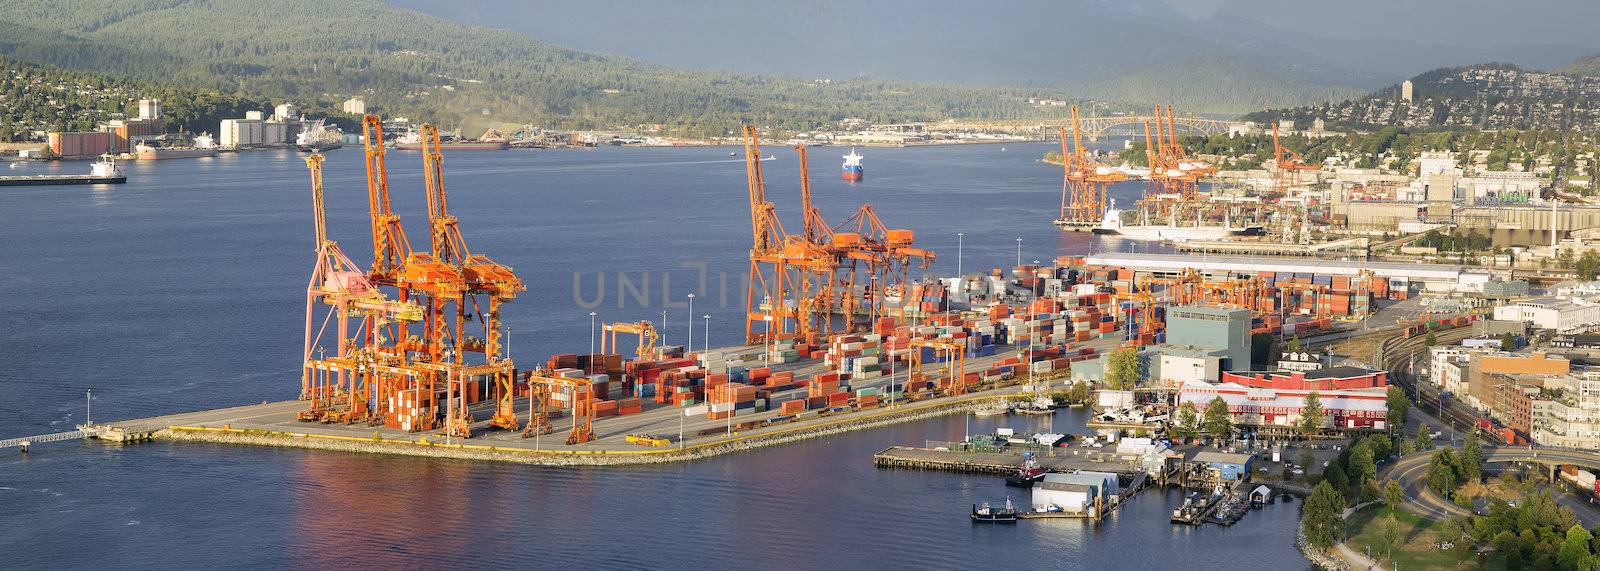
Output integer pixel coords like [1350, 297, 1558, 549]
[1190, 451, 1254, 482]
[1178, 380, 1389, 432]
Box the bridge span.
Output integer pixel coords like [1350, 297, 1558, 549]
[876, 115, 1241, 139]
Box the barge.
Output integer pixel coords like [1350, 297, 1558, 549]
[0, 157, 125, 186]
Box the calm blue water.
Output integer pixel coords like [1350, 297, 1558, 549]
[0, 145, 1303, 567]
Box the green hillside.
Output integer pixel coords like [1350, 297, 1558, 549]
[0, 0, 1079, 136]
[1071, 55, 1365, 116]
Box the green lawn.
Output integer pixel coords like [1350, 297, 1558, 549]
[1345, 504, 1499, 570]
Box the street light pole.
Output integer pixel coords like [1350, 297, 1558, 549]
[85, 389, 91, 427]
[589, 311, 598, 367]
[1015, 237, 1022, 269]
[703, 314, 710, 354]
[957, 232, 965, 277]
[687, 293, 695, 354]
[661, 309, 669, 347]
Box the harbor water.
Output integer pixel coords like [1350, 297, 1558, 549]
[0, 145, 1304, 567]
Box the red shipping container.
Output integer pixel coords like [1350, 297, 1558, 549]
[781, 399, 807, 414]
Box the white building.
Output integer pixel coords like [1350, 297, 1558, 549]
[1031, 471, 1118, 514]
[1532, 370, 1600, 449]
[138, 98, 162, 120]
[1429, 346, 1474, 395]
[1493, 297, 1600, 333]
[219, 118, 264, 148]
[1402, 80, 1414, 102]
[1418, 151, 1460, 177]
[1461, 171, 1543, 204]
[342, 97, 366, 115]
[273, 103, 299, 121]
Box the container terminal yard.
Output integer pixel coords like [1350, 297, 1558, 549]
[0, 116, 1480, 471]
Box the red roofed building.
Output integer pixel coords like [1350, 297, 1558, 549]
[1220, 366, 1388, 391]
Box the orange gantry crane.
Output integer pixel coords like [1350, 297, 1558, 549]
[1055, 105, 1127, 229]
[832, 203, 935, 326]
[520, 371, 595, 444]
[299, 153, 423, 422]
[743, 125, 798, 344]
[600, 320, 661, 361]
[1270, 121, 1318, 201]
[908, 338, 968, 395]
[416, 122, 528, 428]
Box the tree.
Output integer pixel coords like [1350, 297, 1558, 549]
[1417, 424, 1435, 451]
[1285, 335, 1303, 352]
[1302, 481, 1347, 550]
[1428, 449, 1459, 496]
[1348, 444, 1376, 486]
[1386, 386, 1410, 427]
[1580, 251, 1600, 281]
[1459, 437, 1485, 483]
[1204, 396, 1233, 440]
[1105, 348, 1140, 390]
[1384, 479, 1405, 519]
[1172, 401, 1199, 440]
[1361, 433, 1394, 461]
[1299, 391, 1326, 437]
[1425, 331, 1437, 346]
[1560, 524, 1594, 571]
[1065, 380, 1091, 405]
[1500, 332, 1517, 351]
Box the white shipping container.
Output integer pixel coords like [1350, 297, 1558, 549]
[684, 405, 709, 416]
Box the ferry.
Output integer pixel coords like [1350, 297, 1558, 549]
[841, 148, 863, 181]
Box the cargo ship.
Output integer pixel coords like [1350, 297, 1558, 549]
[134, 134, 218, 160]
[1086, 199, 1261, 242]
[294, 120, 343, 153]
[841, 148, 863, 181]
[393, 130, 508, 151]
[0, 156, 125, 186]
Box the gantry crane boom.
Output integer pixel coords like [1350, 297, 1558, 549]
[361, 115, 411, 282]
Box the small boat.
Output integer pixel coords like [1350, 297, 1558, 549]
[8, 162, 19, 169]
[1005, 454, 1047, 487]
[971, 497, 1019, 524]
[729, 151, 736, 157]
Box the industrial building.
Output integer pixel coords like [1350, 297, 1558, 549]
[1190, 451, 1254, 482]
[1031, 471, 1118, 514]
[48, 131, 113, 158]
[1492, 297, 1600, 332]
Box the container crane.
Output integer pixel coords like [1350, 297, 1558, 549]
[600, 320, 661, 361]
[520, 371, 595, 444]
[299, 153, 423, 422]
[908, 338, 968, 395]
[1270, 121, 1318, 201]
[1056, 106, 1128, 228]
[416, 123, 526, 432]
[742, 125, 797, 344]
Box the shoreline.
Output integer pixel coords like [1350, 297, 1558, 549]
[153, 393, 1006, 466]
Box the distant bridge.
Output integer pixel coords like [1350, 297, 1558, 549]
[877, 115, 1240, 139]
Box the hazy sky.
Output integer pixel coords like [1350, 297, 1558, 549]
[1169, 0, 1600, 49]
[392, 0, 1600, 88]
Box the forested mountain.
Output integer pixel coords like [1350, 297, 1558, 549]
[0, 56, 277, 139]
[1248, 63, 1600, 132]
[0, 0, 1082, 136]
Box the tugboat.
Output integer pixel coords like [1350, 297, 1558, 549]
[974, 401, 1010, 417]
[1004, 453, 1047, 487]
[1013, 396, 1056, 415]
[841, 147, 863, 181]
[971, 497, 1019, 524]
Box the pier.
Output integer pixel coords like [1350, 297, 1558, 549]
[873, 445, 1145, 475]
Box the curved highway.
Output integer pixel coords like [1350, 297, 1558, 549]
[1383, 448, 1600, 526]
